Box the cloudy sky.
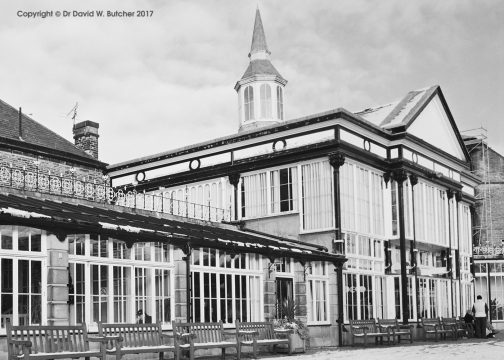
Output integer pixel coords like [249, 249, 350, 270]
[1, 0, 503, 165]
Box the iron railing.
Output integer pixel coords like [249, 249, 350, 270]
[0, 166, 231, 222]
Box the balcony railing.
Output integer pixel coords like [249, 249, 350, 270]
[0, 166, 231, 222]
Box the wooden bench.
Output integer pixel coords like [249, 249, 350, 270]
[420, 318, 457, 341]
[235, 320, 292, 358]
[98, 322, 175, 360]
[441, 317, 466, 339]
[6, 321, 110, 359]
[173, 321, 239, 360]
[377, 318, 413, 344]
[349, 319, 391, 347]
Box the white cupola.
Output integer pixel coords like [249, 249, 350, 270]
[235, 8, 287, 133]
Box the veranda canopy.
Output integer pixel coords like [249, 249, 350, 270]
[0, 192, 346, 266]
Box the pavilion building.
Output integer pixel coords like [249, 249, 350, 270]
[107, 9, 479, 345]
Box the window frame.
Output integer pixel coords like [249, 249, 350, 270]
[306, 262, 330, 325]
[260, 83, 272, 119]
[244, 86, 255, 122]
[276, 86, 283, 120]
[190, 248, 263, 327]
[68, 234, 174, 331]
[240, 165, 299, 220]
[0, 226, 47, 333]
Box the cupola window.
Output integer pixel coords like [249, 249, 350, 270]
[276, 86, 284, 120]
[260, 84, 272, 118]
[244, 86, 255, 121]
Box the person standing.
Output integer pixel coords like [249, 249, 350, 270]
[472, 295, 489, 338]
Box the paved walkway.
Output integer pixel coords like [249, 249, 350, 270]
[259, 333, 504, 360]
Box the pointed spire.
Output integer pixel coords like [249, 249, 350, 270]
[249, 8, 270, 59]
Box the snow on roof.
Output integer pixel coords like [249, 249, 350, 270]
[355, 86, 437, 129]
[357, 102, 398, 126]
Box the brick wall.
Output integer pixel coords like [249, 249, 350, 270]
[470, 143, 504, 245]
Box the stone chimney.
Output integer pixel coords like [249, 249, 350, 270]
[73, 120, 99, 159]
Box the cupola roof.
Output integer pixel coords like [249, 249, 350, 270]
[249, 8, 270, 58]
[238, 8, 286, 84]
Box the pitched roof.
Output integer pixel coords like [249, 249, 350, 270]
[249, 8, 270, 56]
[356, 85, 471, 162]
[0, 98, 104, 166]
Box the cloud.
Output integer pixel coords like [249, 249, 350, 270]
[0, 0, 503, 162]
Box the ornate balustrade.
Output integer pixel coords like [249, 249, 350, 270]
[0, 166, 230, 222]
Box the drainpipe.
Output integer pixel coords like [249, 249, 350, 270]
[393, 169, 410, 324]
[329, 151, 345, 347]
[182, 244, 192, 322]
[455, 191, 462, 316]
[447, 190, 454, 317]
[487, 262, 493, 322]
[228, 173, 240, 221]
[409, 174, 420, 322]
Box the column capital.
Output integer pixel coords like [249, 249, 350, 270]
[49, 231, 68, 242]
[409, 174, 419, 187]
[328, 152, 345, 170]
[181, 243, 192, 257]
[384, 171, 392, 187]
[392, 169, 408, 183]
[228, 172, 240, 187]
[447, 189, 455, 199]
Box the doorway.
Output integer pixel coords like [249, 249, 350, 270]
[276, 277, 293, 318]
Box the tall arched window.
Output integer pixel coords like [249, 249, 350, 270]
[277, 86, 284, 120]
[244, 86, 254, 121]
[260, 84, 272, 118]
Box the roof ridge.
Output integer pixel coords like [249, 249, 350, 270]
[379, 90, 422, 127]
[398, 85, 439, 128]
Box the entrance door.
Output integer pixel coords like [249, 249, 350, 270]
[276, 277, 293, 319]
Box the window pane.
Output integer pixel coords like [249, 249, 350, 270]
[260, 84, 271, 118]
[31, 231, 41, 252]
[1, 258, 13, 329]
[0, 226, 13, 249]
[277, 86, 283, 120]
[18, 227, 29, 251]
